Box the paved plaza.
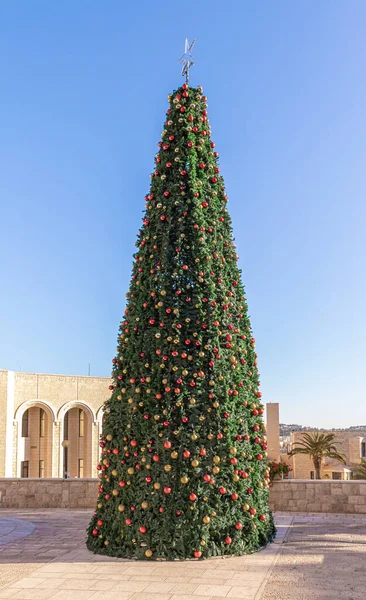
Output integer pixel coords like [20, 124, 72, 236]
[0, 510, 365, 600]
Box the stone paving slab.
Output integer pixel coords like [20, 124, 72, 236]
[0, 509, 292, 600]
[261, 512, 366, 600]
[2, 510, 365, 599]
[0, 520, 35, 547]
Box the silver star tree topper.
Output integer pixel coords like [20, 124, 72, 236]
[179, 38, 196, 84]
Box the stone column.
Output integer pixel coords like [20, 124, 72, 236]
[92, 421, 99, 477]
[53, 421, 61, 477]
[266, 402, 281, 462]
[13, 421, 19, 477]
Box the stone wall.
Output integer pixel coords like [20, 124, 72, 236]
[270, 479, 366, 513]
[0, 478, 99, 509]
[0, 479, 365, 512]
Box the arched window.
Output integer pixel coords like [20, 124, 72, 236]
[79, 409, 85, 437]
[39, 408, 45, 438]
[22, 410, 29, 437]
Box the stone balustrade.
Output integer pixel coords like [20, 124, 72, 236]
[0, 478, 365, 512]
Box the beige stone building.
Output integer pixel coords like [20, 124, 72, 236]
[1, 370, 365, 481]
[290, 429, 366, 480]
[0, 369, 110, 479]
[265, 402, 366, 479]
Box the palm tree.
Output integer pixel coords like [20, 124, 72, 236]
[289, 432, 347, 479]
[352, 459, 366, 480]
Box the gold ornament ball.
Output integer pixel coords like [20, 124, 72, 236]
[191, 459, 199, 467]
[153, 482, 161, 490]
[141, 501, 149, 509]
[106, 434, 113, 441]
[145, 549, 153, 557]
[164, 464, 172, 472]
[171, 451, 178, 459]
[181, 475, 189, 484]
[202, 515, 211, 524]
[118, 504, 125, 512]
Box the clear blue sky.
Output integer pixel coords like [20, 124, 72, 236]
[1, 1, 365, 428]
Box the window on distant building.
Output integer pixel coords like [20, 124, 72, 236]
[78, 458, 84, 478]
[22, 410, 29, 437]
[39, 460, 45, 478]
[332, 472, 342, 480]
[21, 461, 29, 478]
[310, 471, 314, 479]
[39, 408, 45, 438]
[79, 409, 84, 437]
[362, 441, 366, 458]
[64, 412, 69, 440]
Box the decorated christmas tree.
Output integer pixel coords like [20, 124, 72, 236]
[87, 72, 276, 559]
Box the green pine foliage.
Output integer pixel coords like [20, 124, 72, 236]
[86, 84, 276, 559]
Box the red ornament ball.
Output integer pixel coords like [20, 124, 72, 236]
[259, 514, 267, 522]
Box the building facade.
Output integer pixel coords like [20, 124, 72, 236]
[0, 369, 110, 479]
[290, 429, 366, 480]
[1, 370, 365, 481]
[265, 402, 366, 479]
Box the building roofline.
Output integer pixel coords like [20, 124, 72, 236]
[0, 369, 110, 380]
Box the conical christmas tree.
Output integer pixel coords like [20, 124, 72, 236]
[87, 83, 276, 559]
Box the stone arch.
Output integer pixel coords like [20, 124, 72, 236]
[58, 401, 95, 478]
[14, 400, 55, 478]
[96, 405, 104, 429]
[57, 401, 95, 422]
[15, 400, 56, 422]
